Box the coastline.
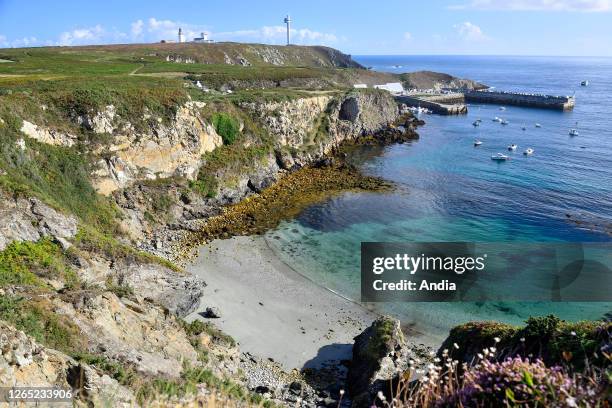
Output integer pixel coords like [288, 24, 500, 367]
[185, 235, 438, 370]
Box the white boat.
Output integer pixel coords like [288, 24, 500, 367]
[491, 153, 510, 161]
[508, 144, 518, 151]
[581, 80, 589, 86]
[501, 119, 509, 125]
[472, 120, 480, 127]
[474, 140, 483, 146]
[493, 116, 502, 122]
[569, 129, 579, 136]
[499, 106, 506, 111]
[523, 148, 534, 155]
[535, 123, 542, 128]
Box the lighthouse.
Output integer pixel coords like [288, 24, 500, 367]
[178, 28, 185, 43]
[284, 15, 291, 45]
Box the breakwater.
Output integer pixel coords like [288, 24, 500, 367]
[396, 95, 468, 115]
[464, 90, 575, 110]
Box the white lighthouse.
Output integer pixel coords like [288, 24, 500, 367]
[178, 28, 185, 43]
[284, 15, 291, 45]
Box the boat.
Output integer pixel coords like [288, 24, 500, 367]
[581, 80, 589, 86]
[522, 126, 527, 131]
[569, 129, 579, 136]
[508, 144, 518, 151]
[472, 120, 480, 127]
[501, 119, 509, 125]
[491, 153, 510, 161]
[535, 123, 542, 128]
[493, 116, 502, 122]
[523, 148, 534, 155]
[474, 140, 483, 146]
[499, 106, 506, 111]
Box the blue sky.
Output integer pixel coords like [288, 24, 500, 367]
[1, 0, 612, 56]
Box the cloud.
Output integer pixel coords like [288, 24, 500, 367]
[0, 35, 7, 47]
[214, 25, 338, 45]
[131, 19, 144, 38]
[58, 25, 105, 46]
[453, 21, 488, 41]
[403, 32, 413, 41]
[450, 0, 612, 12]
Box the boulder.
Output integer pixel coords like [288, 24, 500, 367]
[347, 316, 410, 407]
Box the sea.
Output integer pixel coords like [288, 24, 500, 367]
[264, 55, 612, 340]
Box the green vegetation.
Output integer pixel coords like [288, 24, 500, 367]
[443, 315, 611, 369]
[0, 295, 85, 354]
[72, 352, 137, 386]
[212, 112, 240, 145]
[136, 365, 274, 407]
[0, 239, 77, 288]
[181, 319, 236, 348]
[0, 117, 120, 234]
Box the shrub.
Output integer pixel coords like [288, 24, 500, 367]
[0, 295, 85, 354]
[211, 113, 239, 145]
[0, 239, 77, 288]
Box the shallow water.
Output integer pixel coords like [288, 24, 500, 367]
[264, 56, 612, 338]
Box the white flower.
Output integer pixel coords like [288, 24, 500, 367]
[429, 350, 436, 356]
[477, 353, 484, 359]
[520, 337, 526, 342]
[434, 357, 441, 363]
[490, 347, 497, 353]
[453, 343, 459, 349]
[420, 376, 429, 382]
[494, 337, 501, 343]
[377, 391, 386, 401]
[427, 363, 435, 370]
[566, 396, 578, 407]
[339, 389, 345, 396]
[571, 331, 577, 336]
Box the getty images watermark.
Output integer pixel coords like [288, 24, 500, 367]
[361, 242, 612, 302]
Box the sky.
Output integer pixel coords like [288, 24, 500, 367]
[1, 0, 612, 56]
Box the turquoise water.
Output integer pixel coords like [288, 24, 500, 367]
[264, 56, 612, 339]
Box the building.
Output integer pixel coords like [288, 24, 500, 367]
[374, 82, 404, 94]
[178, 28, 185, 43]
[193, 32, 213, 43]
[353, 84, 368, 89]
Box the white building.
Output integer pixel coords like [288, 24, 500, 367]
[193, 32, 213, 43]
[353, 84, 368, 89]
[374, 82, 404, 94]
[178, 28, 185, 43]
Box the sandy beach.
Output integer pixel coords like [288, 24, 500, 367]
[185, 235, 381, 370]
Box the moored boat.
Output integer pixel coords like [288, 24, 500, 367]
[491, 153, 510, 161]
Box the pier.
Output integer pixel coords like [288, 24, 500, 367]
[396, 93, 468, 115]
[396, 90, 575, 115]
[464, 90, 575, 110]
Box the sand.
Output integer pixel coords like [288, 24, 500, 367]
[185, 235, 379, 370]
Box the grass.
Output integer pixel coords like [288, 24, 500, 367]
[136, 365, 274, 407]
[0, 294, 86, 354]
[0, 239, 78, 288]
[442, 315, 611, 370]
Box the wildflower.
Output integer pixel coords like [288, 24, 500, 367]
[570, 331, 577, 336]
[377, 391, 386, 401]
[477, 353, 484, 359]
[494, 337, 501, 343]
[429, 350, 436, 356]
[339, 390, 345, 396]
[453, 342, 459, 349]
[490, 347, 497, 353]
[420, 376, 429, 382]
[566, 397, 578, 407]
[520, 337, 525, 342]
[434, 357, 441, 363]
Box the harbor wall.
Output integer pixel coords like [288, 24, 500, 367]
[396, 96, 468, 115]
[464, 90, 575, 110]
